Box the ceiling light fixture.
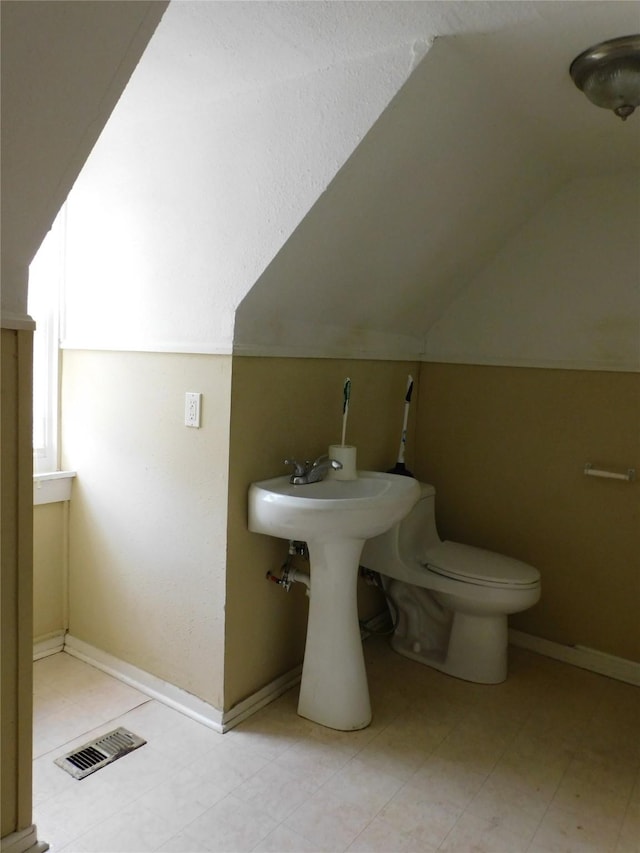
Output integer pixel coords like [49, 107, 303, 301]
[570, 34, 640, 120]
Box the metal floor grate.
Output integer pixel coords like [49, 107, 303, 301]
[54, 727, 146, 780]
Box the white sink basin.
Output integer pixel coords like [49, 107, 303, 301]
[249, 470, 420, 542]
[248, 471, 420, 732]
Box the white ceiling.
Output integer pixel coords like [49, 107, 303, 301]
[121, 1, 546, 113]
[0, 0, 167, 314]
[123, 0, 640, 173]
[225, 1, 640, 355]
[14, 0, 636, 359]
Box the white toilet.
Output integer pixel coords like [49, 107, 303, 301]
[360, 482, 541, 684]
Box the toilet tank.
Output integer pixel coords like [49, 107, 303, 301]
[361, 482, 440, 574]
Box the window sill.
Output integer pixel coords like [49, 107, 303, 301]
[33, 471, 76, 506]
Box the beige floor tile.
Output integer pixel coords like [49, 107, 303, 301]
[74, 679, 148, 719]
[284, 784, 379, 850]
[529, 804, 622, 853]
[173, 793, 278, 852]
[409, 753, 487, 808]
[575, 718, 640, 767]
[616, 789, 640, 853]
[477, 758, 563, 821]
[58, 801, 178, 852]
[274, 735, 352, 788]
[252, 823, 328, 852]
[439, 808, 538, 852]
[550, 758, 636, 823]
[140, 713, 222, 767]
[429, 728, 507, 778]
[35, 773, 133, 850]
[224, 708, 307, 761]
[301, 715, 382, 759]
[500, 729, 574, 776]
[183, 737, 271, 794]
[323, 757, 404, 812]
[155, 829, 205, 851]
[32, 751, 78, 806]
[232, 759, 320, 822]
[355, 720, 439, 781]
[32, 648, 639, 853]
[115, 698, 191, 738]
[134, 762, 229, 834]
[376, 784, 464, 848]
[346, 815, 425, 852]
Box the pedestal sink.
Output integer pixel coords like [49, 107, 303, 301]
[248, 471, 420, 730]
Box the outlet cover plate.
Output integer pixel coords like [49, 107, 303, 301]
[185, 392, 201, 428]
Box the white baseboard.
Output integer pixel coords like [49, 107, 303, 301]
[509, 629, 640, 686]
[63, 635, 302, 733]
[222, 665, 302, 730]
[64, 635, 226, 731]
[1, 825, 48, 853]
[33, 632, 66, 660]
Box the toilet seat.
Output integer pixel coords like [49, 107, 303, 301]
[423, 541, 540, 588]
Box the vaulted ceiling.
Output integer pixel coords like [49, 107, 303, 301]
[3, 1, 639, 364]
[229, 1, 640, 356]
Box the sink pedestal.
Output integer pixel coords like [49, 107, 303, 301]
[249, 470, 420, 732]
[297, 538, 371, 731]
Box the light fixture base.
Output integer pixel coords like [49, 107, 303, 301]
[570, 34, 640, 121]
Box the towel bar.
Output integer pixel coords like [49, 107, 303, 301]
[584, 463, 636, 482]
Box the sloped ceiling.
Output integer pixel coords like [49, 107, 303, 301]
[234, 1, 640, 357]
[4, 0, 638, 360]
[0, 0, 168, 317]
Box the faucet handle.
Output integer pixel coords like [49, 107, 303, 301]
[284, 458, 309, 476]
[312, 454, 343, 470]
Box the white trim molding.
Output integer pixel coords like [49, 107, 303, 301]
[421, 352, 640, 373]
[63, 635, 302, 733]
[33, 632, 66, 660]
[33, 471, 76, 506]
[233, 342, 424, 361]
[60, 339, 232, 356]
[0, 825, 48, 853]
[509, 629, 640, 686]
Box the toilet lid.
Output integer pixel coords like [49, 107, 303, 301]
[423, 541, 540, 587]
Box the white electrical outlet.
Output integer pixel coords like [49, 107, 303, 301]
[184, 392, 202, 428]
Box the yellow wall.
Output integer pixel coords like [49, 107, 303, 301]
[61, 350, 232, 708]
[53, 352, 639, 723]
[415, 363, 640, 662]
[225, 357, 419, 709]
[1, 328, 34, 838]
[33, 502, 66, 641]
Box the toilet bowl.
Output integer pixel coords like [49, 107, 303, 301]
[360, 483, 540, 684]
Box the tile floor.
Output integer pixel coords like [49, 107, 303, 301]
[33, 638, 639, 852]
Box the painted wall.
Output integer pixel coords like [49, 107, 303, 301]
[54, 38, 426, 714]
[1, 4, 165, 843]
[234, 35, 561, 360]
[61, 350, 232, 708]
[1, 329, 34, 838]
[33, 503, 66, 641]
[415, 363, 639, 662]
[0, 0, 167, 319]
[61, 46, 421, 354]
[225, 357, 419, 709]
[417, 174, 639, 662]
[425, 173, 640, 371]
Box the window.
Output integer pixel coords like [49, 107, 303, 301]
[28, 207, 65, 475]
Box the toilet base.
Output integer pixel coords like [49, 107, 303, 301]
[391, 610, 509, 684]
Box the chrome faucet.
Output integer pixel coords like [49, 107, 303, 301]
[285, 454, 343, 485]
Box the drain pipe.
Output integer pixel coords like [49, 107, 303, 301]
[266, 541, 310, 595]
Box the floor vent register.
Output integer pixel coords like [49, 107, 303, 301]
[55, 727, 146, 780]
